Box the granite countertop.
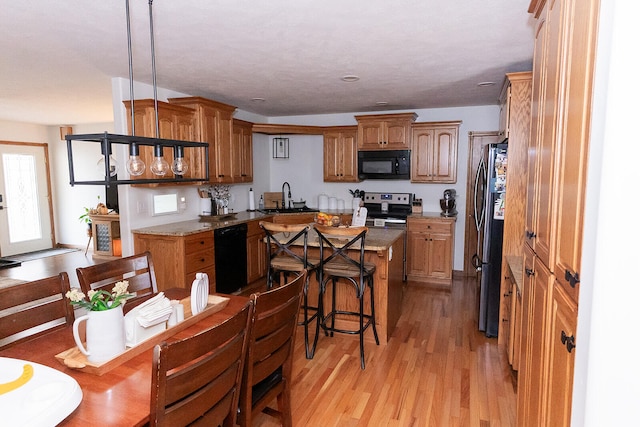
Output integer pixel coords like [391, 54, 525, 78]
[273, 227, 404, 252]
[131, 211, 273, 236]
[132, 210, 404, 251]
[408, 211, 458, 220]
[506, 255, 523, 295]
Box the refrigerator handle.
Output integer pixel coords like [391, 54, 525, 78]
[473, 157, 487, 232]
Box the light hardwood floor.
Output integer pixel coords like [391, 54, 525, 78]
[1, 253, 517, 426]
[253, 276, 517, 426]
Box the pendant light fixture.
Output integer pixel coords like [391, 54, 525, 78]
[65, 0, 208, 186]
[150, 145, 170, 176]
[124, 0, 145, 178]
[126, 143, 145, 176]
[97, 142, 119, 177]
[171, 145, 189, 175]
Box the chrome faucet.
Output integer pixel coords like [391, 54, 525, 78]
[282, 181, 291, 209]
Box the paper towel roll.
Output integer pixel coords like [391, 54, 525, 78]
[200, 198, 212, 215]
[248, 188, 255, 211]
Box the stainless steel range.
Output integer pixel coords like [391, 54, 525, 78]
[362, 192, 413, 280]
[362, 192, 413, 228]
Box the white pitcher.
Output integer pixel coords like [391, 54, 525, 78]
[73, 305, 126, 363]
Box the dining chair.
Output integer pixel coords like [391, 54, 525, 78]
[313, 224, 379, 369]
[0, 272, 74, 350]
[237, 269, 307, 427]
[149, 299, 254, 427]
[75, 251, 158, 308]
[259, 221, 320, 359]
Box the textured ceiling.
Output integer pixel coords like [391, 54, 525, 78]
[0, 0, 535, 125]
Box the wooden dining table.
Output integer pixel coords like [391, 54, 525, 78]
[0, 289, 249, 426]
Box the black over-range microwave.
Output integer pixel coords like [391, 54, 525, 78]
[358, 149, 411, 180]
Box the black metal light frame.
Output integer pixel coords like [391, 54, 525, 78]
[66, 132, 209, 186]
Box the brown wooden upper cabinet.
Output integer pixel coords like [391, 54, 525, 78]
[168, 97, 239, 184]
[232, 119, 253, 183]
[355, 113, 417, 150]
[123, 99, 206, 185]
[410, 121, 460, 183]
[323, 126, 358, 182]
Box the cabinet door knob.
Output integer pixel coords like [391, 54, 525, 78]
[564, 269, 580, 288]
[526, 230, 537, 239]
[560, 331, 576, 353]
[525, 268, 534, 277]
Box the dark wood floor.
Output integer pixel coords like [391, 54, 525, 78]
[1, 252, 517, 425]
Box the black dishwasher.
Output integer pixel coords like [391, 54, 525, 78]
[214, 223, 248, 294]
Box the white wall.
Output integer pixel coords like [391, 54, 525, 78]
[49, 122, 115, 248]
[574, 0, 640, 425]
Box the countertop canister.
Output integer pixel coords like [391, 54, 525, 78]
[328, 197, 337, 210]
[318, 193, 329, 210]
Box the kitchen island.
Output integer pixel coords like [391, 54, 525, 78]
[133, 215, 405, 344]
[276, 227, 406, 344]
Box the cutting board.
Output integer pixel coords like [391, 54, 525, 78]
[264, 192, 283, 210]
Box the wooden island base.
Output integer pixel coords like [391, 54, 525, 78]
[288, 228, 405, 344]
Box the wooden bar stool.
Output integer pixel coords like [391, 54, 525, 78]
[259, 221, 320, 359]
[313, 224, 379, 369]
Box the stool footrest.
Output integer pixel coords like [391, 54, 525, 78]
[320, 310, 376, 335]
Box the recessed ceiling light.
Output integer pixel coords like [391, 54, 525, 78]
[477, 81, 496, 87]
[251, 97, 265, 102]
[341, 75, 360, 82]
[375, 101, 389, 106]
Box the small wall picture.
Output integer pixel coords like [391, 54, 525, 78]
[273, 137, 289, 159]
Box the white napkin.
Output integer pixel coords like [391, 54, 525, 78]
[135, 292, 173, 328]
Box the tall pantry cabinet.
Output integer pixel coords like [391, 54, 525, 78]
[517, 0, 599, 426]
[496, 72, 531, 353]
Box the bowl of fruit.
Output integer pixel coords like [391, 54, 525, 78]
[315, 212, 341, 227]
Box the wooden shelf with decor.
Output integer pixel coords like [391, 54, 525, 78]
[88, 214, 121, 260]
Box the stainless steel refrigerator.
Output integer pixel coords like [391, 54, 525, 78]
[474, 142, 508, 337]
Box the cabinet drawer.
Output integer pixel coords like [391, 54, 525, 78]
[184, 265, 216, 292]
[185, 233, 214, 255]
[246, 219, 264, 237]
[185, 249, 215, 273]
[408, 219, 452, 234]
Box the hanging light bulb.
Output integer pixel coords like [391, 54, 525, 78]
[126, 142, 146, 176]
[97, 142, 119, 177]
[150, 145, 170, 176]
[171, 145, 189, 175]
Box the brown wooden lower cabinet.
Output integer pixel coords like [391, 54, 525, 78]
[504, 257, 523, 371]
[246, 220, 267, 284]
[406, 216, 455, 286]
[544, 280, 577, 425]
[132, 230, 215, 292]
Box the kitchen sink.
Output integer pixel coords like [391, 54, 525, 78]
[258, 206, 319, 214]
